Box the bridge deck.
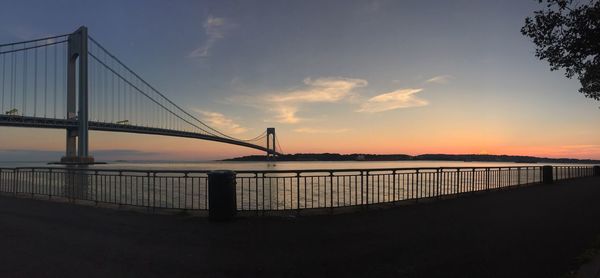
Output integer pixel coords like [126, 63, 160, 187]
[0, 115, 279, 155]
[0, 176, 598, 277]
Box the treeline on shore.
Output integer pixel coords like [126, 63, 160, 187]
[224, 153, 600, 164]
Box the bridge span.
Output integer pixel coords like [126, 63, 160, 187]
[0, 26, 282, 162]
[0, 115, 279, 155]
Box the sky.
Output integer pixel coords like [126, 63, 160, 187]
[0, 0, 599, 161]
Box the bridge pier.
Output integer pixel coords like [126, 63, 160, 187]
[266, 128, 276, 160]
[60, 26, 94, 164]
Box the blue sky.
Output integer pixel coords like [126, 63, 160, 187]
[0, 0, 599, 161]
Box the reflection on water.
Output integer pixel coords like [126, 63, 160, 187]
[64, 165, 89, 199]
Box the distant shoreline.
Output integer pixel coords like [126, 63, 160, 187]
[224, 153, 600, 164]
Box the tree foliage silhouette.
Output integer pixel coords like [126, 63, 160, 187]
[522, 0, 600, 101]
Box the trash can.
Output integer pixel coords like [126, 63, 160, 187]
[542, 165, 553, 184]
[208, 170, 237, 221]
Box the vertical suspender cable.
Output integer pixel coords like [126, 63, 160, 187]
[33, 47, 37, 116]
[89, 44, 94, 121]
[129, 75, 132, 124]
[60, 43, 65, 118]
[117, 65, 121, 122]
[44, 45, 48, 117]
[123, 69, 126, 122]
[125, 71, 129, 123]
[96, 53, 100, 121]
[122, 68, 125, 122]
[53, 43, 57, 118]
[89, 53, 94, 121]
[11, 46, 16, 110]
[136, 80, 139, 126]
[1, 52, 5, 113]
[93, 55, 97, 121]
[96, 53, 99, 122]
[111, 58, 114, 123]
[22, 47, 27, 116]
[103, 51, 108, 122]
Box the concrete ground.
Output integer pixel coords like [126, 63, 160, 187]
[577, 255, 600, 278]
[0, 177, 599, 278]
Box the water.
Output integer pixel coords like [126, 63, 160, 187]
[0, 160, 593, 171]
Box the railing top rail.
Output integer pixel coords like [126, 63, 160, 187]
[0, 165, 559, 174]
[5, 167, 212, 174]
[235, 166, 545, 174]
[0, 165, 593, 175]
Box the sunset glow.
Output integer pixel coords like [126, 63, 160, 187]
[0, 0, 598, 161]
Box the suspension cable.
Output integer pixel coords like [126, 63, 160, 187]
[0, 34, 68, 48]
[88, 36, 262, 142]
[89, 52, 215, 135]
[276, 137, 285, 155]
[0, 40, 67, 55]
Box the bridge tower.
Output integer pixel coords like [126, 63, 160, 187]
[266, 127, 276, 160]
[60, 26, 94, 164]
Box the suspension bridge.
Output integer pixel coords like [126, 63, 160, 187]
[0, 26, 282, 163]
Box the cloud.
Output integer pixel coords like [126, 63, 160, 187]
[189, 15, 232, 58]
[195, 109, 247, 134]
[426, 75, 453, 84]
[262, 77, 367, 123]
[267, 77, 367, 103]
[293, 127, 350, 134]
[268, 106, 301, 124]
[357, 88, 428, 113]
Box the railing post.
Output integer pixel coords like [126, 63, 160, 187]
[94, 170, 98, 205]
[296, 173, 301, 211]
[594, 166, 600, 177]
[365, 171, 369, 206]
[151, 172, 156, 210]
[437, 168, 442, 198]
[542, 165, 553, 184]
[471, 168, 475, 193]
[455, 168, 460, 194]
[392, 170, 396, 201]
[415, 169, 420, 202]
[13, 169, 18, 196]
[485, 168, 490, 191]
[208, 170, 237, 221]
[360, 171, 364, 206]
[31, 169, 35, 197]
[329, 171, 334, 209]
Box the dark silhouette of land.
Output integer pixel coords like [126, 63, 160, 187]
[225, 152, 600, 164]
[1, 177, 599, 277]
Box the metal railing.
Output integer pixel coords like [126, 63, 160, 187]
[235, 166, 543, 211]
[0, 168, 209, 210]
[0, 165, 596, 212]
[553, 166, 595, 181]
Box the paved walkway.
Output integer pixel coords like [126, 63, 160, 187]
[0, 177, 599, 278]
[577, 255, 600, 278]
